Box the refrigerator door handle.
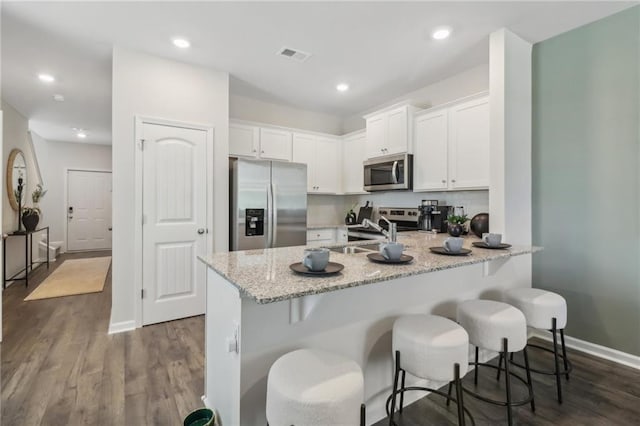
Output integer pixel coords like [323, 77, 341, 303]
[266, 180, 273, 248]
[271, 183, 278, 247]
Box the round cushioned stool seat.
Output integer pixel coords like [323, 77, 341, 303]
[266, 349, 364, 426]
[393, 314, 469, 382]
[457, 300, 527, 352]
[504, 288, 567, 330]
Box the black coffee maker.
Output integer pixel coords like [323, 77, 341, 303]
[430, 205, 452, 233]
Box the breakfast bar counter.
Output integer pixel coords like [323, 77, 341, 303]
[200, 232, 540, 425]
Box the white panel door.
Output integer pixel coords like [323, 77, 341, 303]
[142, 122, 207, 325]
[414, 110, 449, 191]
[259, 128, 292, 161]
[67, 170, 112, 251]
[386, 106, 409, 155]
[229, 123, 259, 158]
[449, 97, 490, 189]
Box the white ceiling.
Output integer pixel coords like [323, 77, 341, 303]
[2, 1, 635, 145]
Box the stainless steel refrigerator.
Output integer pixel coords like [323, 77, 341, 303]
[230, 158, 307, 251]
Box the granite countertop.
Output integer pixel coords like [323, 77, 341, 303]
[199, 232, 541, 304]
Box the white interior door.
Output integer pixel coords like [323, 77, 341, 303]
[67, 170, 112, 251]
[141, 122, 208, 326]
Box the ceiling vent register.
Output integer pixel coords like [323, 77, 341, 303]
[276, 46, 311, 62]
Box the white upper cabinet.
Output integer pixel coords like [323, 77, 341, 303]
[229, 122, 293, 161]
[292, 133, 342, 194]
[449, 97, 490, 189]
[259, 128, 292, 161]
[413, 94, 489, 192]
[414, 109, 449, 191]
[229, 123, 259, 158]
[364, 103, 417, 159]
[342, 132, 367, 194]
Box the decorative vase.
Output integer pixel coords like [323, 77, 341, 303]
[470, 213, 490, 238]
[22, 212, 39, 232]
[447, 222, 464, 237]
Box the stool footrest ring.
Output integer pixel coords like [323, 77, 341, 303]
[463, 362, 534, 407]
[386, 385, 476, 426]
[508, 343, 573, 376]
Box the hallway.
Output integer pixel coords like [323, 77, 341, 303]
[1, 251, 205, 425]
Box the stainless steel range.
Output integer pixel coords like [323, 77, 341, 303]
[347, 207, 420, 241]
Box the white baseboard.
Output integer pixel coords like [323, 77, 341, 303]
[530, 329, 640, 370]
[108, 320, 136, 334]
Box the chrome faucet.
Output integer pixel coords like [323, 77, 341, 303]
[362, 217, 397, 243]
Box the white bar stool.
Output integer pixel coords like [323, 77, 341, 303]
[457, 300, 535, 426]
[504, 287, 572, 403]
[387, 314, 474, 426]
[266, 348, 365, 426]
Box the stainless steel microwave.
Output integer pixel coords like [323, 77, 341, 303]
[363, 153, 413, 191]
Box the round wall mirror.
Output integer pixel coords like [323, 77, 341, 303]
[6, 149, 27, 211]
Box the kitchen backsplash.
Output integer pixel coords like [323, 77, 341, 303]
[308, 190, 489, 225]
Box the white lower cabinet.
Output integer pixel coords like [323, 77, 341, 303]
[342, 132, 367, 194]
[414, 95, 489, 191]
[293, 134, 342, 194]
[306, 227, 347, 245]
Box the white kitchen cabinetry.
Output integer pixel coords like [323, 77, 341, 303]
[341, 131, 367, 194]
[259, 128, 292, 161]
[229, 123, 259, 158]
[414, 94, 489, 191]
[293, 134, 342, 194]
[364, 104, 418, 159]
[229, 123, 292, 161]
[306, 227, 347, 246]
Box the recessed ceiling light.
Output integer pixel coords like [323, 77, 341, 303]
[38, 73, 55, 83]
[53, 94, 65, 102]
[432, 27, 452, 40]
[76, 130, 87, 139]
[172, 38, 191, 49]
[336, 83, 349, 92]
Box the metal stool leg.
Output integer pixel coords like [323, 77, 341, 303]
[502, 338, 513, 426]
[474, 346, 479, 385]
[560, 328, 570, 380]
[522, 347, 536, 412]
[446, 382, 453, 407]
[399, 369, 406, 412]
[496, 352, 504, 381]
[388, 351, 401, 426]
[454, 363, 466, 426]
[360, 403, 366, 426]
[551, 318, 563, 404]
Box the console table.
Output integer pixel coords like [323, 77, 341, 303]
[3, 226, 50, 289]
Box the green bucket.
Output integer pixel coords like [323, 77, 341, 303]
[183, 408, 216, 426]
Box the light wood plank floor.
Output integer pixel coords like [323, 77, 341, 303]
[3, 251, 639, 425]
[1, 251, 204, 425]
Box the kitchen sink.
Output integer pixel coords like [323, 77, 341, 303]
[356, 243, 382, 251]
[329, 246, 372, 254]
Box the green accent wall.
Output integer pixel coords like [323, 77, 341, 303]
[533, 6, 640, 356]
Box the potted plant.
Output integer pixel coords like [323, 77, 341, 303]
[22, 184, 47, 232]
[447, 214, 468, 237]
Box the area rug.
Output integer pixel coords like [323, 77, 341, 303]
[24, 256, 112, 301]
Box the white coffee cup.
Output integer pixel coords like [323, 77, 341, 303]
[443, 237, 464, 253]
[380, 242, 404, 260]
[303, 248, 330, 271]
[482, 233, 502, 247]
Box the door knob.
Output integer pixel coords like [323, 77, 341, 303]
[197, 228, 205, 235]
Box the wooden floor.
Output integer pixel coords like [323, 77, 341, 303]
[2, 251, 639, 425]
[1, 251, 204, 425]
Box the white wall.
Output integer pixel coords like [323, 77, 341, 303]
[2, 100, 42, 278]
[230, 94, 343, 135]
[30, 133, 112, 249]
[342, 63, 490, 133]
[111, 47, 229, 330]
